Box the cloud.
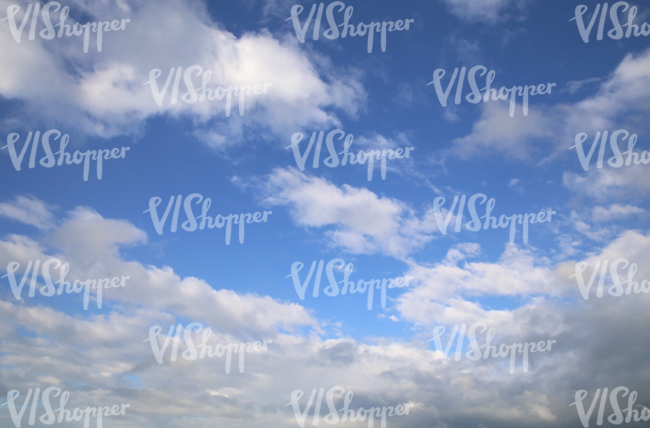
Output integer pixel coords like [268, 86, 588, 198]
[0, 0, 366, 145]
[50, 207, 147, 263]
[2, 197, 650, 428]
[0, 197, 316, 337]
[564, 77, 601, 95]
[507, 178, 524, 193]
[562, 162, 650, 200]
[565, 210, 612, 243]
[591, 204, 644, 222]
[0, 293, 576, 428]
[450, 48, 650, 164]
[554, 230, 650, 299]
[0, 234, 46, 269]
[0, 195, 56, 229]
[396, 243, 557, 326]
[450, 101, 555, 160]
[440, 0, 528, 23]
[253, 167, 438, 259]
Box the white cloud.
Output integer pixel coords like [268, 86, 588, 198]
[450, 101, 555, 160]
[0, 199, 316, 337]
[0, 0, 366, 145]
[396, 243, 557, 326]
[0, 234, 46, 268]
[0, 195, 56, 229]
[440, 0, 527, 23]
[566, 210, 612, 243]
[451, 48, 650, 166]
[563, 163, 650, 200]
[254, 167, 439, 259]
[1, 197, 650, 428]
[554, 230, 650, 299]
[592, 204, 644, 222]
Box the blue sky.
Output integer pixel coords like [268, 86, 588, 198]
[1, 0, 650, 427]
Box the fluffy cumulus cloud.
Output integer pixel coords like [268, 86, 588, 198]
[0, 198, 315, 337]
[252, 167, 439, 259]
[395, 243, 557, 326]
[0, 195, 650, 428]
[554, 230, 650, 292]
[450, 102, 555, 160]
[0, 0, 366, 144]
